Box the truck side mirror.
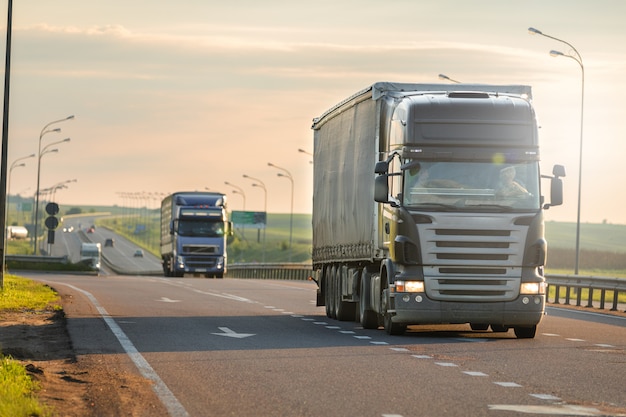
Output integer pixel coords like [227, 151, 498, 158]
[228, 221, 234, 236]
[374, 161, 389, 174]
[169, 220, 175, 235]
[549, 177, 563, 207]
[374, 175, 390, 203]
[552, 164, 566, 178]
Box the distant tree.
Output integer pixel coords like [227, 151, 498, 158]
[66, 207, 83, 215]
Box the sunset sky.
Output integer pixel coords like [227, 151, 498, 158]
[3, 0, 626, 224]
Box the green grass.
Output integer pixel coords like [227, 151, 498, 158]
[0, 275, 60, 417]
[0, 275, 61, 311]
[0, 355, 53, 417]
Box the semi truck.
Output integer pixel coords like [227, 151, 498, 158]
[80, 242, 101, 272]
[311, 82, 565, 338]
[160, 192, 232, 278]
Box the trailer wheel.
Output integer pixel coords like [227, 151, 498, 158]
[324, 266, 336, 319]
[359, 270, 378, 329]
[335, 267, 355, 322]
[513, 325, 536, 339]
[323, 267, 333, 318]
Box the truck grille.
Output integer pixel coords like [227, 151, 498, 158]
[419, 216, 526, 302]
[182, 245, 218, 254]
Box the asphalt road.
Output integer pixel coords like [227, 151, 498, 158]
[23, 273, 626, 417]
[52, 216, 162, 275]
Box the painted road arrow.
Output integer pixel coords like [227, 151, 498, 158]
[211, 327, 256, 339]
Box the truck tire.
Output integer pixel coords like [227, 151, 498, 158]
[382, 288, 406, 335]
[513, 325, 536, 339]
[325, 266, 337, 319]
[335, 267, 355, 322]
[359, 270, 378, 329]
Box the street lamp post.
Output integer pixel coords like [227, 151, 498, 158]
[243, 174, 267, 262]
[268, 162, 294, 262]
[529, 27, 584, 275]
[33, 137, 71, 253]
[8, 154, 35, 223]
[225, 181, 246, 240]
[298, 148, 313, 164]
[33, 115, 73, 254]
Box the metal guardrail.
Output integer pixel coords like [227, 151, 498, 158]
[6, 254, 69, 264]
[227, 263, 312, 281]
[546, 274, 626, 312]
[227, 264, 626, 313]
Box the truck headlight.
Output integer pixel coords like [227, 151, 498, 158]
[216, 257, 224, 269]
[394, 280, 424, 293]
[176, 256, 185, 267]
[520, 282, 546, 295]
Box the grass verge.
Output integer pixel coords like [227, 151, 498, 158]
[0, 274, 60, 417]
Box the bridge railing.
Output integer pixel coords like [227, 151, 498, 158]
[227, 263, 626, 313]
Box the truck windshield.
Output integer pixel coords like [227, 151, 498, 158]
[403, 160, 540, 211]
[177, 219, 225, 237]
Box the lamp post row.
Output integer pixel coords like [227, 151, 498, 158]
[32, 115, 74, 254]
[221, 151, 309, 263]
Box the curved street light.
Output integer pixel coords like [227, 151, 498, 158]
[8, 153, 35, 219]
[225, 181, 247, 240]
[298, 148, 313, 164]
[438, 73, 461, 83]
[529, 27, 584, 275]
[243, 174, 268, 262]
[268, 162, 294, 261]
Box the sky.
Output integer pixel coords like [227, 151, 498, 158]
[2, 0, 626, 224]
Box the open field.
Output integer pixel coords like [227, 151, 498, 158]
[7, 204, 626, 273]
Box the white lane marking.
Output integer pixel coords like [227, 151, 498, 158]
[566, 338, 586, 342]
[158, 297, 181, 303]
[370, 341, 389, 345]
[489, 404, 606, 415]
[594, 343, 615, 348]
[354, 335, 371, 340]
[325, 326, 341, 329]
[339, 330, 355, 334]
[435, 362, 458, 367]
[412, 355, 432, 359]
[463, 371, 488, 377]
[313, 321, 328, 325]
[531, 393, 561, 401]
[390, 348, 409, 352]
[542, 333, 561, 337]
[494, 382, 522, 387]
[51, 282, 190, 417]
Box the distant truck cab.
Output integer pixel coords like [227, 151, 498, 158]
[160, 192, 233, 278]
[80, 242, 102, 272]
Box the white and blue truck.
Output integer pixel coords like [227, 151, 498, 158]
[311, 82, 565, 338]
[160, 192, 232, 278]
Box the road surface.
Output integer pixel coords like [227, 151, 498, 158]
[23, 272, 626, 417]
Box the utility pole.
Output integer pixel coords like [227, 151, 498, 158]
[0, 0, 13, 289]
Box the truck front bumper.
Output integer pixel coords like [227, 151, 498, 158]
[389, 292, 545, 326]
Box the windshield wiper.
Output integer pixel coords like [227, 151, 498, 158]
[409, 203, 459, 211]
[465, 204, 514, 211]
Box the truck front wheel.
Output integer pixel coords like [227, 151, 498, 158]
[514, 325, 536, 339]
[382, 289, 406, 335]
